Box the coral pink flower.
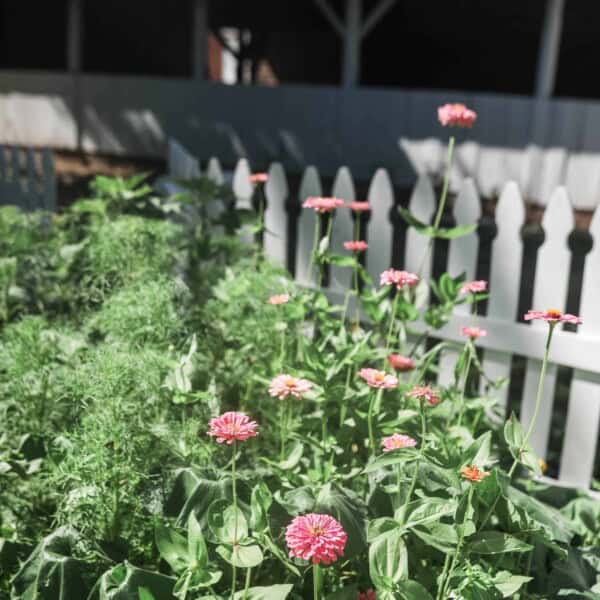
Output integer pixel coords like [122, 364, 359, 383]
[269, 374, 313, 400]
[249, 173, 268, 184]
[460, 280, 487, 295]
[380, 269, 419, 289]
[302, 197, 345, 214]
[388, 354, 416, 372]
[285, 513, 347, 565]
[524, 308, 582, 325]
[438, 103, 477, 128]
[461, 326, 487, 340]
[461, 465, 490, 483]
[406, 385, 440, 406]
[347, 201, 371, 212]
[357, 591, 376, 600]
[382, 433, 417, 452]
[359, 368, 399, 390]
[207, 411, 259, 445]
[344, 240, 368, 252]
[267, 293, 289, 305]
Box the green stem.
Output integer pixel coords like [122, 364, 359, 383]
[231, 442, 238, 599]
[313, 563, 321, 600]
[383, 291, 400, 365]
[396, 463, 402, 508]
[367, 388, 384, 455]
[457, 342, 473, 427]
[242, 567, 252, 599]
[436, 554, 451, 600]
[307, 216, 321, 285]
[280, 401, 287, 461]
[317, 216, 333, 290]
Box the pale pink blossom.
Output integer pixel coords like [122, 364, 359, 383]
[268, 374, 313, 400]
[382, 433, 417, 452]
[347, 201, 371, 212]
[267, 293, 289, 305]
[406, 385, 440, 406]
[461, 326, 487, 340]
[379, 269, 419, 289]
[460, 280, 488, 295]
[357, 591, 376, 600]
[438, 103, 477, 128]
[344, 240, 368, 252]
[302, 196, 345, 214]
[207, 411, 259, 444]
[285, 513, 347, 565]
[249, 173, 268, 184]
[388, 354, 416, 372]
[524, 308, 582, 324]
[359, 368, 398, 390]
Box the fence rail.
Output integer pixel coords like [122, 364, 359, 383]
[168, 138, 600, 490]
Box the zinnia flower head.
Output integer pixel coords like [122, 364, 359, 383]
[269, 374, 313, 400]
[357, 591, 376, 600]
[379, 269, 419, 289]
[438, 103, 477, 128]
[207, 411, 259, 445]
[406, 385, 440, 406]
[461, 326, 487, 340]
[460, 280, 487, 295]
[344, 240, 368, 252]
[358, 368, 398, 390]
[461, 465, 490, 483]
[302, 196, 345, 214]
[524, 308, 582, 325]
[539, 458, 548, 474]
[285, 513, 347, 565]
[388, 354, 416, 372]
[249, 173, 268, 184]
[382, 433, 417, 452]
[347, 201, 370, 212]
[267, 293, 289, 305]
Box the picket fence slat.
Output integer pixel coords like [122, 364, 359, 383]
[330, 167, 355, 292]
[296, 166, 322, 286]
[404, 175, 435, 278]
[521, 188, 574, 459]
[366, 169, 394, 283]
[264, 163, 288, 268]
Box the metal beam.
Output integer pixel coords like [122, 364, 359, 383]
[192, 0, 208, 80]
[535, 0, 565, 98]
[361, 0, 397, 39]
[66, 0, 82, 72]
[342, 0, 362, 87]
[313, 0, 344, 37]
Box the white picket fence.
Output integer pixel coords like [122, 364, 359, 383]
[167, 138, 600, 490]
[0, 145, 56, 211]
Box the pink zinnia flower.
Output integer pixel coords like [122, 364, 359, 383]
[249, 173, 268, 184]
[344, 240, 368, 252]
[357, 590, 376, 600]
[207, 411, 259, 444]
[358, 368, 398, 390]
[460, 280, 487, 295]
[268, 374, 313, 400]
[302, 197, 345, 214]
[438, 103, 477, 128]
[461, 326, 487, 340]
[285, 513, 347, 565]
[461, 465, 490, 483]
[524, 308, 582, 325]
[382, 433, 417, 452]
[267, 294, 289, 305]
[379, 269, 419, 289]
[347, 201, 370, 212]
[388, 354, 416, 372]
[406, 385, 440, 406]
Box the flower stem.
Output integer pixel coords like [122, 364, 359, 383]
[242, 567, 252, 599]
[307, 215, 321, 285]
[457, 341, 473, 428]
[383, 291, 400, 365]
[317, 216, 333, 290]
[367, 388, 384, 455]
[280, 401, 287, 461]
[231, 442, 238, 599]
[313, 564, 321, 600]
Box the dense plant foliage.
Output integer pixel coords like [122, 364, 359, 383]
[1, 160, 600, 600]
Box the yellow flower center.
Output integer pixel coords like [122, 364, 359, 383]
[284, 377, 297, 388]
[546, 308, 562, 317]
[374, 372, 385, 382]
[308, 526, 324, 536]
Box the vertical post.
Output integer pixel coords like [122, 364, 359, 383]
[535, 0, 565, 99]
[192, 0, 208, 80]
[67, 0, 82, 150]
[342, 0, 362, 87]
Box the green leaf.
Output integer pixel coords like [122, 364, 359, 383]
[466, 531, 533, 554]
[462, 431, 492, 468]
[327, 254, 357, 267]
[155, 524, 189, 574]
[363, 449, 419, 473]
[403, 498, 457, 529]
[138, 589, 155, 600]
[369, 527, 408, 590]
[187, 512, 208, 570]
[397, 580, 434, 600]
[492, 571, 532, 597]
[398, 206, 432, 234]
[207, 501, 248, 544]
[217, 543, 264, 568]
[436, 224, 478, 240]
[232, 584, 293, 599]
[250, 482, 273, 532]
[90, 563, 176, 600]
[411, 523, 458, 554]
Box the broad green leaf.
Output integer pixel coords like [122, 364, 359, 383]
[397, 580, 434, 599]
[462, 431, 492, 468]
[325, 585, 358, 599]
[436, 224, 478, 239]
[207, 501, 248, 544]
[492, 571, 532, 597]
[232, 584, 293, 599]
[138, 588, 155, 600]
[217, 543, 264, 568]
[466, 531, 533, 554]
[367, 517, 401, 542]
[327, 254, 357, 268]
[402, 498, 457, 529]
[250, 482, 273, 532]
[155, 525, 189, 573]
[363, 449, 419, 473]
[187, 512, 208, 570]
[369, 527, 408, 589]
[412, 523, 458, 554]
[90, 563, 176, 600]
